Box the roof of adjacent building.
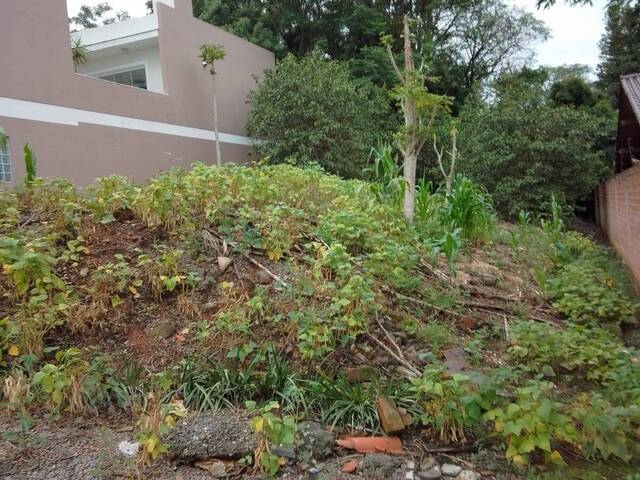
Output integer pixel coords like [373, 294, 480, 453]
[622, 73, 640, 123]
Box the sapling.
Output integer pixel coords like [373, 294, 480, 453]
[199, 44, 226, 166]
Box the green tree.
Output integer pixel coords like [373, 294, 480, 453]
[457, 73, 615, 216]
[197, 0, 548, 105]
[200, 44, 227, 166]
[535, 0, 591, 7]
[439, 0, 548, 103]
[69, 3, 130, 30]
[597, 0, 640, 102]
[247, 54, 396, 178]
[549, 77, 596, 107]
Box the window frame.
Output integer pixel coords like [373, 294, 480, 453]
[0, 136, 12, 183]
[85, 62, 149, 90]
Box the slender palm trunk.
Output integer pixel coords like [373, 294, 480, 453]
[402, 16, 418, 223]
[212, 74, 222, 166]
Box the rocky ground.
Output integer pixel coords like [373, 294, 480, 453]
[1, 410, 519, 480]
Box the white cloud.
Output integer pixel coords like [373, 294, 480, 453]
[512, 0, 606, 73]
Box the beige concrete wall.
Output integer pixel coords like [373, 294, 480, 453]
[0, 0, 274, 185]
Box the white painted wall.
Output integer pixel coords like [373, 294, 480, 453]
[77, 45, 164, 93]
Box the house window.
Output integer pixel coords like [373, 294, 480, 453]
[0, 138, 11, 183]
[99, 66, 147, 90]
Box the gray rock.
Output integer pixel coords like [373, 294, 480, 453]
[418, 465, 442, 479]
[165, 412, 257, 462]
[150, 321, 175, 339]
[361, 453, 403, 479]
[272, 445, 297, 460]
[255, 270, 273, 284]
[457, 471, 478, 480]
[443, 347, 468, 373]
[217, 256, 233, 273]
[442, 463, 463, 477]
[202, 301, 216, 312]
[296, 421, 336, 460]
[420, 456, 437, 471]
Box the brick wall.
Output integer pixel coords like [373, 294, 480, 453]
[597, 163, 640, 284]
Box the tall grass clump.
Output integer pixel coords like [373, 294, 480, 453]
[441, 176, 495, 243]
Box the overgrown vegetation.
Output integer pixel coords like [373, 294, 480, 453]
[1, 163, 639, 478]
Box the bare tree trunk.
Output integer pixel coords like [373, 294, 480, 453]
[435, 128, 457, 195]
[212, 74, 222, 166]
[402, 16, 418, 223]
[447, 128, 457, 194]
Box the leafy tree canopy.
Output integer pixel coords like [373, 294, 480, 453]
[549, 76, 596, 107]
[69, 2, 130, 30]
[247, 54, 398, 178]
[197, 0, 547, 107]
[597, 0, 640, 101]
[456, 69, 615, 216]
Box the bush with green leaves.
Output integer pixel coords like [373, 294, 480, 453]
[571, 393, 640, 462]
[410, 368, 501, 443]
[508, 321, 640, 405]
[484, 380, 578, 465]
[247, 54, 396, 177]
[543, 233, 639, 325]
[457, 76, 614, 217]
[83, 175, 138, 224]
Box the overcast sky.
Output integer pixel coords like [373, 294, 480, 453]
[66, 0, 607, 72]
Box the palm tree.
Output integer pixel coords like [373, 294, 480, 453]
[199, 44, 226, 166]
[71, 37, 88, 73]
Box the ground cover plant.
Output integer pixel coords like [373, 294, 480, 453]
[1, 163, 639, 479]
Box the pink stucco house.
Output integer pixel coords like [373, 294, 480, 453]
[0, 0, 274, 185]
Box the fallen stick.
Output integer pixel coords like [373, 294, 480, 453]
[366, 332, 421, 377]
[422, 444, 478, 454]
[232, 260, 244, 286]
[375, 316, 404, 360]
[243, 253, 288, 287]
[440, 453, 476, 470]
[419, 259, 453, 284]
[392, 290, 465, 318]
[503, 314, 510, 341]
[459, 300, 512, 312]
[18, 213, 39, 229]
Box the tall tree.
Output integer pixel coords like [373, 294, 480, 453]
[444, 1, 548, 92]
[197, 0, 548, 106]
[384, 17, 449, 222]
[597, 0, 640, 101]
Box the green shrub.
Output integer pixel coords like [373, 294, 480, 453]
[571, 393, 640, 462]
[545, 233, 639, 324]
[484, 380, 578, 465]
[247, 54, 396, 178]
[457, 78, 613, 217]
[508, 321, 640, 405]
[84, 176, 138, 224]
[410, 368, 499, 443]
